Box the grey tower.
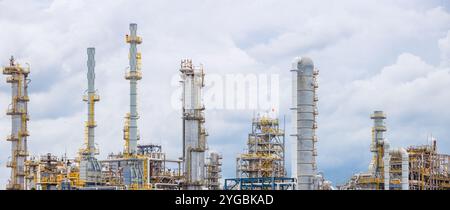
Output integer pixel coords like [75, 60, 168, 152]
[291, 57, 319, 190]
[3, 56, 30, 190]
[124, 23, 142, 156]
[79, 48, 102, 185]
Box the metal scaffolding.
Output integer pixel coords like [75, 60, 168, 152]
[236, 114, 286, 178]
[340, 111, 450, 190]
[205, 152, 222, 190]
[100, 144, 183, 190]
[3, 56, 30, 190]
[407, 140, 450, 190]
[226, 114, 295, 190]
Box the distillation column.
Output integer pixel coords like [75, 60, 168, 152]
[369, 111, 387, 182]
[291, 57, 319, 190]
[123, 23, 142, 156]
[79, 48, 102, 185]
[181, 59, 207, 190]
[3, 56, 30, 190]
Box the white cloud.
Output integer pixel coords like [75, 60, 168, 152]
[439, 31, 450, 67]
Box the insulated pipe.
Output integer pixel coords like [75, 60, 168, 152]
[389, 147, 409, 190]
[383, 140, 390, 190]
[400, 148, 409, 190]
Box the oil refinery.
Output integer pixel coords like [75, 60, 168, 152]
[1, 23, 449, 191]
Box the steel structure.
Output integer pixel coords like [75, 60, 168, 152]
[100, 144, 183, 190]
[225, 114, 296, 190]
[3, 56, 30, 190]
[291, 57, 319, 190]
[78, 47, 102, 186]
[180, 59, 208, 190]
[340, 111, 450, 190]
[6, 23, 450, 191]
[224, 177, 296, 190]
[205, 152, 222, 190]
[236, 114, 286, 178]
[407, 140, 450, 190]
[123, 23, 142, 156]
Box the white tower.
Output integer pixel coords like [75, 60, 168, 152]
[291, 57, 319, 190]
[181, 59, 207, 190]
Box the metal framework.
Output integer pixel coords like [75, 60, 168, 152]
[78, 47, 102, 186]
[225, 114, 295, 190]
[100, 144, 183, 190]
[3, 56, 30, 190]
[340, 111, 450, 190]
[205, 152, 222, 190]
[224, 177, 296, 190]
[236, 115, 285, 178]
[407, 140, 450, 190]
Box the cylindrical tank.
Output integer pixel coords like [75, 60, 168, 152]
[291, 57, 317, 190]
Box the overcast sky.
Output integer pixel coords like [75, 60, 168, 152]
[0, 0, 449, 189]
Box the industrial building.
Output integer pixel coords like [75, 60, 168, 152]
[3, 56, 30, 190]
[2, 23, 449, 190]
[224, 57, 333, 190]
[224, 114, 296, 190]
[1, 23, 219, 190]
[340, 111, 450, 190]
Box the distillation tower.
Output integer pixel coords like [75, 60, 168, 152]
[368, 111, 387, 185]
[78, 48, 102, 185]
[3, 56, 30, 190]
[180, 59, 208, 190]
[291, 57, 319, 190]
[123, 23, 142, 156]
[98, 24, 183, 190]
[205, 152, 222, 190]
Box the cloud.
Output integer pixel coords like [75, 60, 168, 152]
[0, 0, 449, 188]
[439, 31, 450, 67]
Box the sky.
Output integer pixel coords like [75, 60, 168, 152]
[0, 0, 449, 189]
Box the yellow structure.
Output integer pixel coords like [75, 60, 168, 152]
[3, 56, 30, 190]
[236, 114, 286, 178]
[341, 111, 450, 190]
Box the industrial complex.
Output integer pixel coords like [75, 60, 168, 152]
[2, 23, 449, 190]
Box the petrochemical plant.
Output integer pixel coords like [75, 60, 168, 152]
[2, 23, 449, 190]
